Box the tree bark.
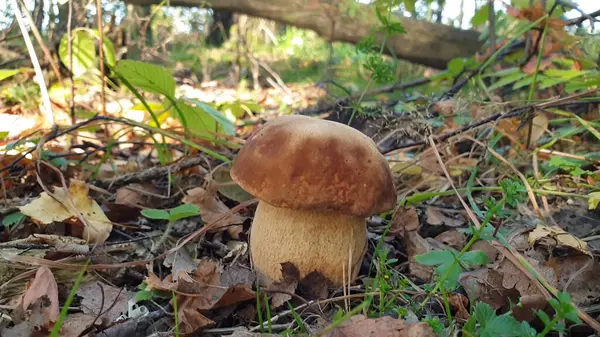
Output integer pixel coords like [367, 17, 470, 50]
[121, 0, 484, 69]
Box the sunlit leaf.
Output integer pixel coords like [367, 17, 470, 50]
[182, 98, 236, 136]
[472, 3, 490, 26]
[168, 204, 200, 222]
[59, 29, 97, 78]
[115, 60, 176, 97]
[0, 69, 19, 81]
[141, 208, 170, 220]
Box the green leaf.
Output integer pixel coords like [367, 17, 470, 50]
[59, 29, 97, 78]
[404, 0, 416, 12]
[115, 60, 176, 97]
[375, 8, 389, 26]
[512, 76, 535, 90]
[460, 250, 489, 268]
[448, 58, 465, 75]
[472, 3, 490, 26]
[414, 250, 455, 266]
[536, 309, 552, 326]
[172, 100, 220, 140]
[517, 321, 537, 337]
[182, 98, 236, 136]
[487, 314, 522, 336]
[141, 208, 170, 220]
[135, 290, 154, 302]
[168, 204, 200, 222]
[0, 131, 9, 140]
[474, 302, 496, 328]
[3, 211, 25, 228]
[488, 71, 528, 91]
[0, 69, 19, 81]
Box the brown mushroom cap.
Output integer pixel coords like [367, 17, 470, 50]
[230, 115, 396, 217]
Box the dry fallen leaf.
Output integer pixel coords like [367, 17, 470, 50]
[19, 179, 112, 243]
[434, 229, 466, 250]
[405, 231, 434, 282]
[528, 224, 590, 256]
[182, 186, 246, 238]
[172, 259, 255, 334]
[21, 266, 59, 330]
[425, 208, 464, 227]
[60, 281, 135, 336]
[390, 206, 419, 236]
[323, 315, 436, 337]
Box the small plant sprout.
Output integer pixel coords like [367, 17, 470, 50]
[141, 204, 201, 252]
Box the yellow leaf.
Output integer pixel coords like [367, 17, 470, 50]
[19, 180, 112, 243]
[588, 192, 600, 210]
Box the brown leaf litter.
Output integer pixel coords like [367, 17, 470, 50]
[144, 259, 255, 334]
[182, 186, 247, 238]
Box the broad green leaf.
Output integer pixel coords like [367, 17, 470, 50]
[2, 211, 25, 227]
[517, 321, 537, 337]
[59, 29, 96, 78]
[414, 250, 455, 266]
[115, 60, 176, 97]
[141, 208, 170, 220]
[487, 314, 522, 336]
[168, 204, 200, 222]
[86, 29, 116, 67]
[460, 250, 489, 268]
[471, 4, 490, 26]
[435, 259, 461, 290]
[474, 302, 496, 328]
[0, 131, 8, 140]
[182, 98, 236, 136]
[447, 58, 465, 75]
[173, 99, 219, 140]
[0, 69, 19, 81]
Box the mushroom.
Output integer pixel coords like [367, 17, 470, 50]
[230, 115, 396, 285]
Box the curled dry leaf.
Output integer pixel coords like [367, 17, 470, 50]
[390, 206, 419, 236]
[405, 231, 434, 282]
[170, 259, 255, 334]
[19, 179, 112, 243]
[21, 266, 59, 330]
[458, 268, 520, 310]
[322, 315, 437, 337]
[425, 208, 464, 227]
[434, 229, 466, 250]
[528, 224, 590, 256]
[60, 281, 135, 336]
[448, 292, 470, 320]
[182, 186, 246, 238]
